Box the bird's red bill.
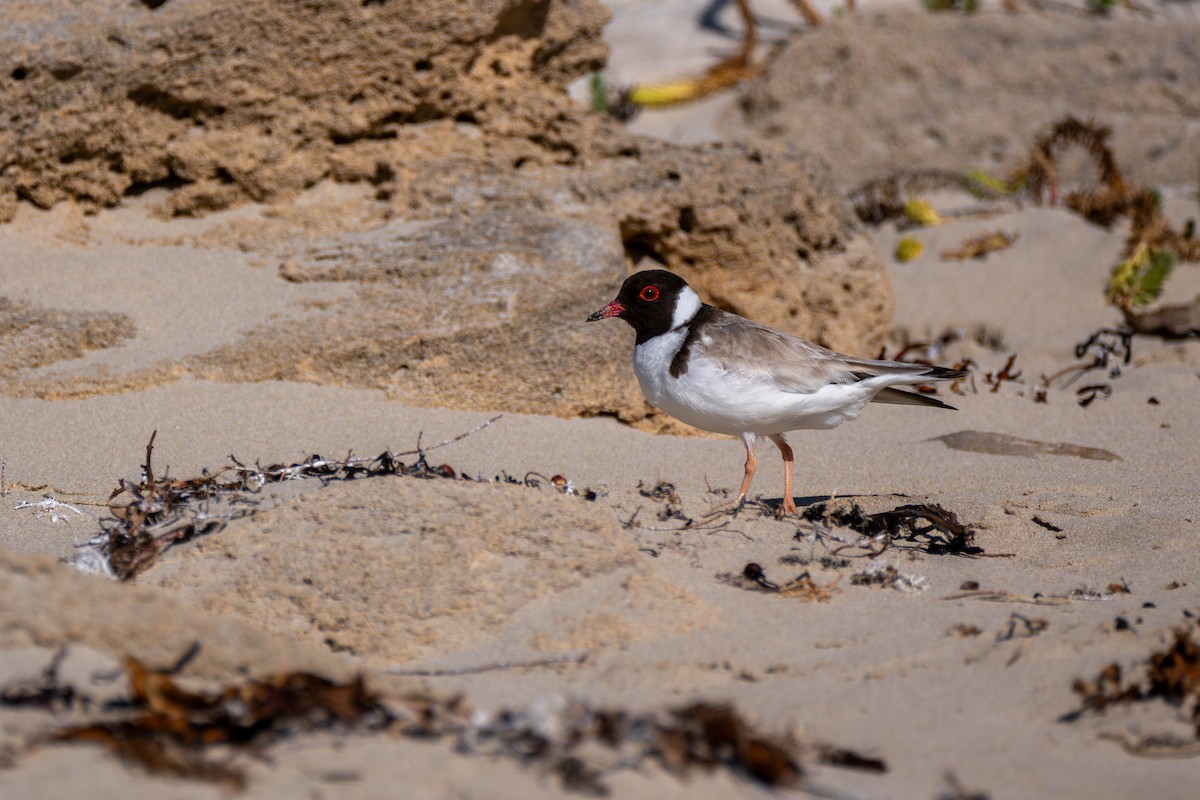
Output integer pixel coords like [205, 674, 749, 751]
[586, 300, 625, 322]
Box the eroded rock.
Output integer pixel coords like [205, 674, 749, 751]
[0, 0, 610, 220]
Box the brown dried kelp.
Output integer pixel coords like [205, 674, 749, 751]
[1011, 116, 1126, 212]
[1033, 326, 1134, 405]
[941, 230, 1019, 261]
[983, 354, 1022, 393]
[727, 563, 839, 601]
[46, 656, 392, 790]
[25, 652, 879, 793]
[801, 502, 986, 556]
[869, 505, 984, 556]
[1065, 624, 1200, 742]
[85, 418, 556, 579]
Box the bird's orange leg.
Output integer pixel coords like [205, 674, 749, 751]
[702, 433, 758, 519]
[734, 432, 758, 507]
[768, 433, 800, 515]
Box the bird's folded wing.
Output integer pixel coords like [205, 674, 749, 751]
[697, 311, 862, 394]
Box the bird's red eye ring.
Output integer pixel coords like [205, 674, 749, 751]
[639, 285, 660, 302]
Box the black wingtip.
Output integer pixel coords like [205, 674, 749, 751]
[923, 365, 970, 381]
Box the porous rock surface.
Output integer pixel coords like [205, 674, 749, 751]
[1, 0, 893, 429]
[0, 0, 610, 220]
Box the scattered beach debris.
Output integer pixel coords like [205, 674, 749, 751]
[15, 496, 85, 523]
[849, 563, 929, 592]
[931, 430, 1120, 462]
[1062, 624, 1200, 756]
[1036, 327, 1133, 405]
[612, 0, 760, 113]
[1031, 515, 1064, 533]
[982, 354, 1022, 393]
[37, 654, 394, 790]
[603, 0, 832, 115]
[1, 647, 889, 793]
[941, 229, 1019, 261]
[995, 613, 1048, 642]
[945, 584, 1124, 606]
[854, 115, 1198, 332]
[726, 562, 840, 601]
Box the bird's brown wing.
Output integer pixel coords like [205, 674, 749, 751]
[693, 308, 961, 394]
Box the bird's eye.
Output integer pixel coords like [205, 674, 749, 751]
[639, 285, 660, 302]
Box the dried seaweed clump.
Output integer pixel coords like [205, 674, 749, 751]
[801, 502, 985, 556]
[1070, 625, 1200, 722]
[1066, 624, 1200, 752]
[1009, 117, 1199, 326]
[88, 421, 503, 579]
[3, 650, 887, 794]
[48, 655, 390, 789]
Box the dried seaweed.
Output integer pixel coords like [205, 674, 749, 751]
[868, 505, 985, 555]
[0, 649, 79, 712]
[1009, 117, 1199, 316]
[801, 502, 989, 557]
[1035, 326, 1133, 405]
[45, 657, 390, 789]
[941, 230, 1019, 261]
[1011, 117, 1126, 211]
[724, 562, 839, 601]
[995, 613, 1048, 642]
[81, 417, 603, 580]
[848, 169, 1006, 224]
[848, 564, 928, 592]
[18, 652, 884, 793]
[1065, 624, 1200, 743]
[983, 354, 1022, 393]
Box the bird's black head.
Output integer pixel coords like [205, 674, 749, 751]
[586, 270, 695, 343]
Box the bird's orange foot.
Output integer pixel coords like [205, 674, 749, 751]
[700, 496, 747, 521]
[775, 498, 801, 518]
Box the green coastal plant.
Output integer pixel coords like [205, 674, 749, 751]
[589, 72, 610, 114]
[1106, 245, 1176, 310]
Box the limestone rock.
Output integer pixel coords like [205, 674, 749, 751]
[0, 0, 610, 220]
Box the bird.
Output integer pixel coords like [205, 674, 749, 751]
[587, 269, 967, 515]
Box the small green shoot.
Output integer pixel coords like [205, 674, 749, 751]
[1107, 245, 1176, 309]
[589, 72, 610, 114]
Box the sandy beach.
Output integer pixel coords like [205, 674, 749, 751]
[2, 2, 1200, 797]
